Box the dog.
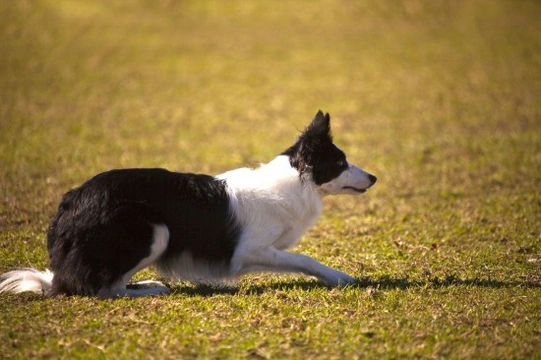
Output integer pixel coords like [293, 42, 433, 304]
[0, 111, 376, 298]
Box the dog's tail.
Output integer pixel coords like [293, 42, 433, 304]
[0, 268, 54, 296]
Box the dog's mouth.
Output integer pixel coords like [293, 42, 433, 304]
[342, 186, 367, 193]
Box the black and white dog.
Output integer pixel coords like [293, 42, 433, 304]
[0, 111, 376, 297]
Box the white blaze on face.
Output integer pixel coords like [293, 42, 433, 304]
[319, 162, 376, 196]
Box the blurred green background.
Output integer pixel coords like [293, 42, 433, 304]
[0, 0, 539, 358]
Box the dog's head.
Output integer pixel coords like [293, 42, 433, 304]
[282, 110, 377, 196]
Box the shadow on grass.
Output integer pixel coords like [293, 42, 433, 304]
[355, 275, 541, 290]
[169, 275, 540, 297]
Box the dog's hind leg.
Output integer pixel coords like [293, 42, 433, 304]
[98, 224, 170, 298]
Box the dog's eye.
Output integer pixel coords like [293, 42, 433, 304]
[337, 160, 348, 169]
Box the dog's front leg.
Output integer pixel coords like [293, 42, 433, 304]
[234, 247, 357, 286]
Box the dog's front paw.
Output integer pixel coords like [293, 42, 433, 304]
[322, 271, 357, 287]
[334, 274, 357, 287]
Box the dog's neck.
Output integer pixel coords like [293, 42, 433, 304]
[219, 155, 324, 230]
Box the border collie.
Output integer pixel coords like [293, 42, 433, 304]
[0, 111, 376, 298]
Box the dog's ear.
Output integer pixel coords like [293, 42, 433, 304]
[281, 111, 334, 173]
[304, 110, 332, 139]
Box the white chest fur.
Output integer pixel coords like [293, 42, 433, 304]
[218, 155, 323, 251]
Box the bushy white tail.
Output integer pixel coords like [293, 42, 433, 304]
[0, 268, 54, 295]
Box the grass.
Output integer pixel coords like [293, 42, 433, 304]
[0, 0, 540, 358]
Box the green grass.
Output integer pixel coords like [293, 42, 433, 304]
[1, 0, 540, 358]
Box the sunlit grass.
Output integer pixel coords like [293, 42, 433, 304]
[1, 0, 539, 358]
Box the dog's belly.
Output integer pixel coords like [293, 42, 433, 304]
[156, 251, 234, 285]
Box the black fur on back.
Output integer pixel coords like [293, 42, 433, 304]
[46, 169, 241, 296]
[282, 110, 349, 185]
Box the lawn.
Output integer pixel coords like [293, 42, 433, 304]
[0, 0, 539, 358]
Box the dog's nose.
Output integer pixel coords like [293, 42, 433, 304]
[368, 174, 377, 184]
